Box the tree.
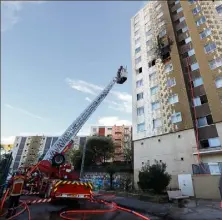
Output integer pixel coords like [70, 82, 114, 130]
[106, 163, 117, 190]
[123, 145, 133, 164]
[72, 149, 82, 170]
[85, 136, 115, 165]
[138, 160, 171, 194]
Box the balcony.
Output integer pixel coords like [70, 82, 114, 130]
[180, 42, 193, 54]
[195, 103, 211, 118]
[114, 141, 122, 146]
[193, 85, 206, 98]
[114, 135, 122, 140]
[175, 20, 187, 31]
[172, 11, 184, 21]
[171, 2, 181, 13]
[182, 55, 197, 66]
[193, 147, 222, 155]
[198, 124, 219, 140]
[177, 32, 189, 42]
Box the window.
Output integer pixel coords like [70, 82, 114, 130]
[159, 29, 166, 38]
[150, 86, 159, 95]
[188, 48, 195, 57]
[136, 79, 143, 88]
[167, 78, 176, 88]
[135, 38, 140, 45]
[134, 22, 140, 29]
[136, 67, 142, 75]
[146, 40, 152, 46]
[177, 7, 183, 13]
[157, 12, 163, 19]
[107, 128, 112, 131]
[168, 94, 179, 104]
[148, 59, 156, 68]
[146, 29, 152, 36]
[164, 63, 173, 73]
[171, 112, 182, 123]
[149, 72, 157, 81]
[134, 14, 140, 23]
[188, 0, 196, 4]
[135, 30, 139, 36]
[179, 16, 185, 22]
[193, 95, 208, 106]
[196, 16, 206, 27]
[204, 42, 216, 54]
[137, 123, 145, 132]
[135, 47, 141, 54]
[193, 77, 203, 87]
[216, 4, 222, 15]
[156, 3, 161, 11]
[209, 58, 222, 70]
[209, 137, 221, 147]
[193, 97, 201, 106]
[215, 76, 222, 88]
[191, 62, 199, 71]
[137, 92, 143, 100]
[135, 56, 141, 64]
[153, 119, 162, 128]
[209, 163, 221, 175]
[200, 28, 211, 39]
[152, 101, 160, 111]
[137, 107, 144, 116]
[185, 36, 192, 44]
[182, 26, 188, 33]
[197, 115, 213, 128]
[192, 6, 201, 15]
[158, 21, 165, 28]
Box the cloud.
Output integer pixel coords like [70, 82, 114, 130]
[4, 103, 46, 120]
[98, 116, 132, 126]
[1, 136, 16, 145]
[1, 1, 45, 32]
[85, 97, 92, 103]
[66, 78, 132, 113]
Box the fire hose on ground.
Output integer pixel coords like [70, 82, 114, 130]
[0, 189, 31, 220]
[0, 190, 150, 220]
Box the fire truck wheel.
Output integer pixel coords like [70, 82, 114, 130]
[52, 154, 65, 166]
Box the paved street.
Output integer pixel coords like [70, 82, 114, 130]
[1, 197, 157, 220]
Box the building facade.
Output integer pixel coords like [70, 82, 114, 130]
[131, 0, 222, 187]
[10, 135, 86, 171]
[90, 125, 132, 161]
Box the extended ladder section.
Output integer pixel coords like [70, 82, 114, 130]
[43, 66, 127, 162]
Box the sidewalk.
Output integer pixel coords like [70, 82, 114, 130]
[98, 194, 222, 220]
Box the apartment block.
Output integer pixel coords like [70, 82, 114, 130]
[131, 0, 222, 187]
[90, 125, 132, 161]
[10, 135, 85, 171]
[91, 126, 113, 137]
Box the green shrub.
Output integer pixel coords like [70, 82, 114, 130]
[138, 160, 171, 194]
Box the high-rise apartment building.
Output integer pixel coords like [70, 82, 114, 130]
[90, 125, 132, 161]
[131, 0, 222, 187]
[10, 135, 86, 171]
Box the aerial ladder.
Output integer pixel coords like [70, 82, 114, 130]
[22, 66, 127, 200]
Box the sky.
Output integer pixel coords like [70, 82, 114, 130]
[1, 1, 146, 144]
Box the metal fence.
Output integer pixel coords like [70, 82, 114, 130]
[192, 162, 222, 174]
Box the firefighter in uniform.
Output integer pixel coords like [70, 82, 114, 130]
[6, 171, 25, 218]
